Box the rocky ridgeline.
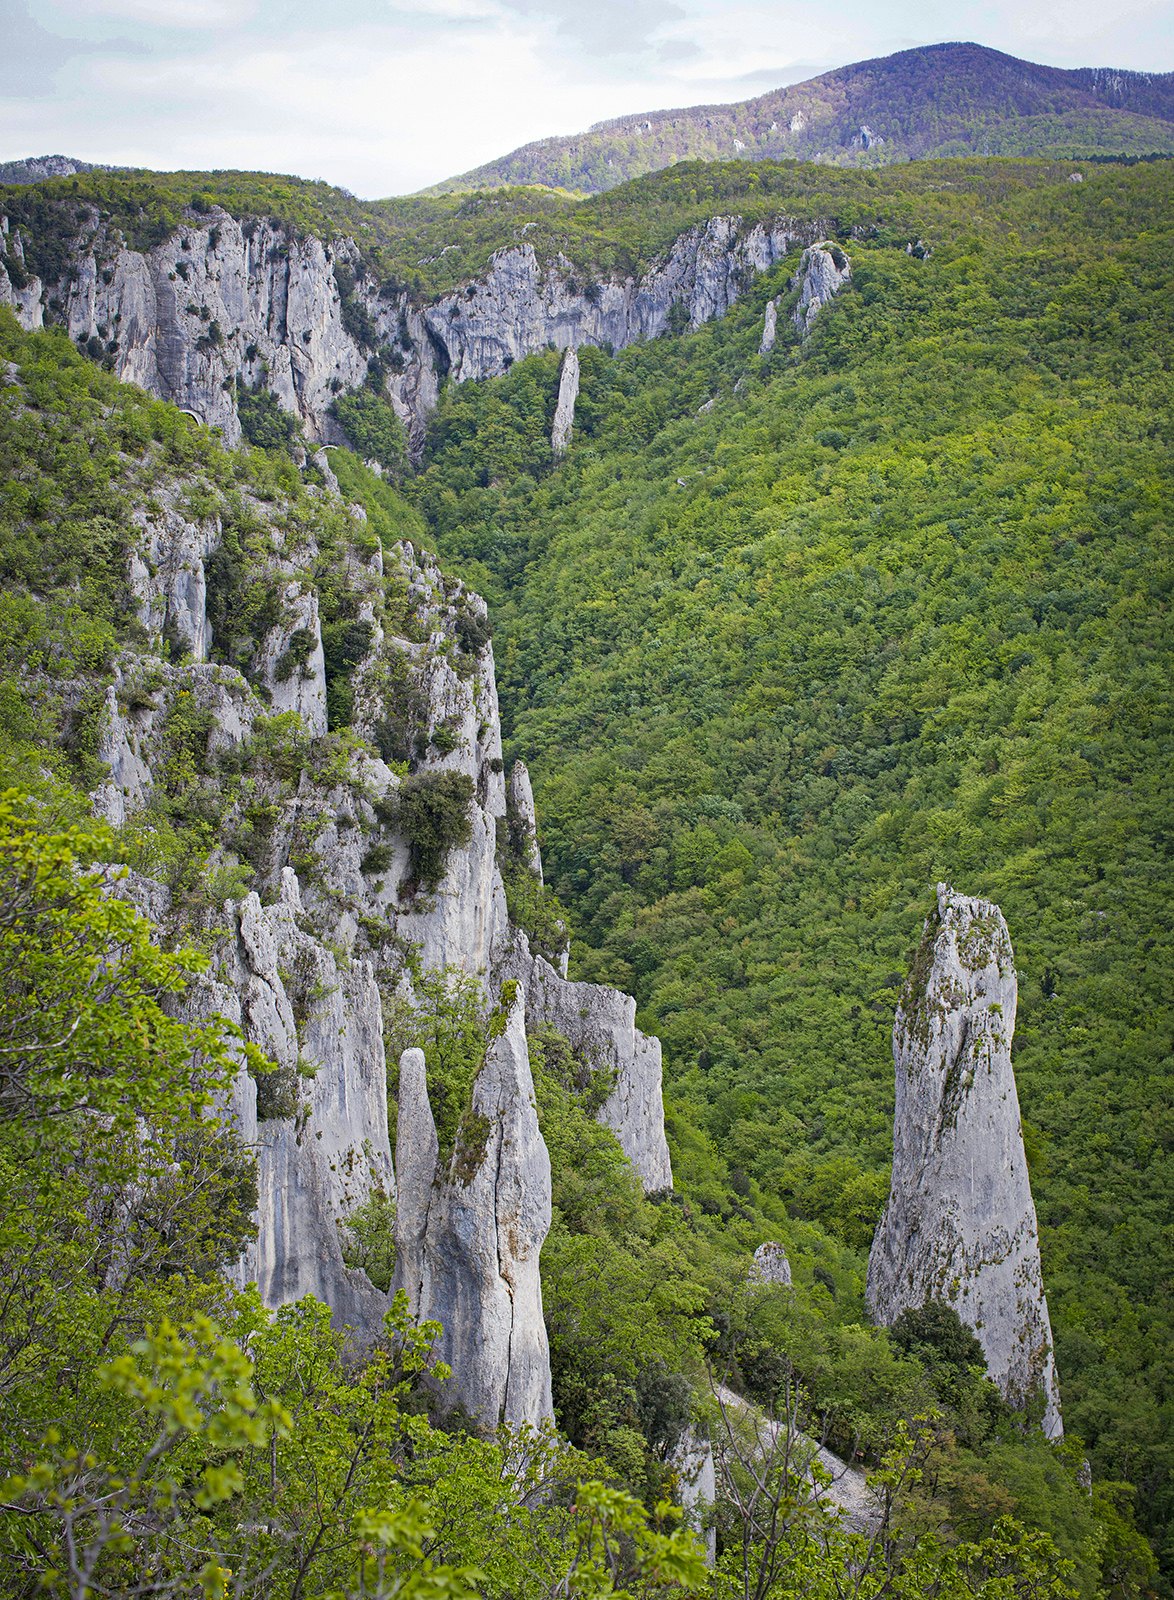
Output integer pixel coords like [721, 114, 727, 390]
[866, 885, 1063, 1437]
[0, 207, 848, 455]
[85, 458, 671, 1428]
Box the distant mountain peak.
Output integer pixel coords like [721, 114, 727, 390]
[426, 41, 1174, 195]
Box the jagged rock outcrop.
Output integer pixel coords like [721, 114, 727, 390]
[199, 872, 395, 1339]
[759, 298, 779, 354]
[551, 345, 579, 456]
[866, 884, 1062, 1437]
[393, 989, 554, 1427]
[65, 332, 675, 1425]
[495, 930, 672, 1192]
[1, 206, 840, 453]
[751, 1241, 792, 1286]
[791, 242, 851, 336]
[506, 760, 544, 884]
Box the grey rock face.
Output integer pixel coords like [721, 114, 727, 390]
[2, 208, 837, 453]
[496, 930, 672, 1192]
[671, 1429, 716, 1562]
[791, 242, 851, 336]
[394, 989, 554, 1427]
[80, 449, 668, 1429]
[207, 871, 395, 1340]
[255, 584, 328, 735]
[866, 884, 1062, 1437]
[506, 760, 544, 884]
[551, 345, 579, 456]
[759, 298, 779, 354]
[751, 1241, 792, 1286]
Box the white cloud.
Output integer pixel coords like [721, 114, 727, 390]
[44, 0, 255, 27]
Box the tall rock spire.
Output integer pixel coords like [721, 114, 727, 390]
[393, 983, 554, 1429]
[866, 884, 1062, 1437]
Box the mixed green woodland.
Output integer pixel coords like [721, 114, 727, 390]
[0, 149, 1169, 1598]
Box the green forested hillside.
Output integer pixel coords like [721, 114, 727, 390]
[0, 153, 1155, 299]
[0, 309, 1123, 1600]
[405, 159, 1173, 1576]
[0, 148, 1170, 1597]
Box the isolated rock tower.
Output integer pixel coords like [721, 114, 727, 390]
[866, 884, 1062, 1437]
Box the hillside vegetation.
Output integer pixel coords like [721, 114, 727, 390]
[0, 152, 1160, 300]
[0, 146, 1170, 1596]
[403, 157, 1174, 1581]
[0, 308, 1129, 1600]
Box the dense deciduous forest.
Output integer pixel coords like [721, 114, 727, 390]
[401, 158, 1173, 1583]
[0, 149, 1169, 1598]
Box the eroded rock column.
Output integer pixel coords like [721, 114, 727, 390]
[866, 884, 1062, 1436]
[393, 984, 554, 1428]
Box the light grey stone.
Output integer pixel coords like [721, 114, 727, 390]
[671, 1429, 716, 1563]
[221, 876, 395, 1340]
[866, 884, 1062, 1437]
[791, 242, 851, 336]
[759, 298, 779, 354]
[495, 930, 672, 1192]
[551, 345, 579, 456]
[507, 759, 543, 883]
[393, 988, 554, 1427]
[751, 1241, 792, 1287]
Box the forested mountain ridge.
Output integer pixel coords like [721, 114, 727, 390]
[0, 146, 1170, 1598]
[429, 41, 1174, 195]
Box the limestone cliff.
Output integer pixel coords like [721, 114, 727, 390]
[70, 403, 672, 1424]
[393, 988, 554, 1428]
[0, 205, 841, 454]
[551, 346, 579, 457]
[866, 885, 1062, 1437]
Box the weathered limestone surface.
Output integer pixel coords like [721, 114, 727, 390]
[551, 345, 579, 456]
[1, 207, 842, 452]
[506, 759, 544, 883]
[203, 872, 395, 1340]
[393, 990, 554, 1427]
[759, 298, 779, 353]
[79, 390, 671, 1429]
[671, 1430, 717, 1562]
[495, 930, 673, 1192]
[791, 242, 852, 336]
[751, 1241, 792, 1287]
[866, 884, 1062, 1437]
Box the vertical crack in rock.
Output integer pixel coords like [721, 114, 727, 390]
[866, 884, 1062, 1437]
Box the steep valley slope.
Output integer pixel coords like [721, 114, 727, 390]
[0, 151, 1170, 1590]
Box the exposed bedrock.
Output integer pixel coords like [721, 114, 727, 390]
[791, 241, 851, 336]
[495, 928, 673, 1193]
[198, 872, 395, 1341]
[0, 208, 841, 452]
[393, 988, 554, 1428]
[551, 345, 579, 457]
[866, 884, 1062, 1437]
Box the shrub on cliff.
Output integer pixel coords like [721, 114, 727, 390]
[394, 769, 474, 891]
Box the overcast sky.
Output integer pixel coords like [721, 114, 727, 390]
[3, 0, 1172, 198]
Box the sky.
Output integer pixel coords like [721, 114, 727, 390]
[3, 0, 1173, 198]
